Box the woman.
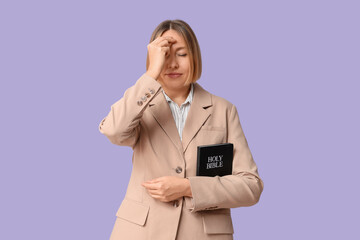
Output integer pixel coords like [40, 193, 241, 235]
[99, 19, 264, 240]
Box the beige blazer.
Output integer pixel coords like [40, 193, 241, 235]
[99, 73, 264, 240]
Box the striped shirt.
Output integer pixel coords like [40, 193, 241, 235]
[162, 84, 194, 141]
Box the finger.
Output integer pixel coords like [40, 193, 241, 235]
[163, 47, 170, 57]
[146, 189, 161, 197]
[147, 189, 161, 195]
[147, 192, 169, 202]
[153, 35, 165, 42]
[157, 36, 177, 45]
[153, 36, 176, 45]
[165, 37, 177, 43]
[148, 194, 165, 202]
[157, 40, 175, 49]
[143, 179, 156, 183]
[160, 36, 177, 42]
[141, 182, 158, 190]
[149, 37, 164, 46]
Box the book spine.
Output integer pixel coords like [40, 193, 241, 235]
[196, 146, 201, 176]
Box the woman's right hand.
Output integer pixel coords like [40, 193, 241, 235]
[146, 36, 177, 80]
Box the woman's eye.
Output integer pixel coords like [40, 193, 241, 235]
[178, 54, 187, 57]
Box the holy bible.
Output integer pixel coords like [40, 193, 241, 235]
[196, 143, 233, 177]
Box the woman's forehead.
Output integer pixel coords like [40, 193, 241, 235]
[162, 30, 185, 44]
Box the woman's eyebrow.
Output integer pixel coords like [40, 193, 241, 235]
[174, 46, 186, 50]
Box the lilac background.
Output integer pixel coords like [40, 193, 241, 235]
[1, 0, 359, 239]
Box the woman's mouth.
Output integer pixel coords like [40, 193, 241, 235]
[166, 73, 182, 78]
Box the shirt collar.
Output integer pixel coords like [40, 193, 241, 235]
[162, 83, 194, 106]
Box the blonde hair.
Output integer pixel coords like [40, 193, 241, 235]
[146, 19, 202, 85]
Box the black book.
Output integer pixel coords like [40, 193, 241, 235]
[196, 143, 233, 177]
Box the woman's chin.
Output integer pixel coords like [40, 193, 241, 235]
[163, 78, 188, 89]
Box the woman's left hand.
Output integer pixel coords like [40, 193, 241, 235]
[141, 176, 192, 202]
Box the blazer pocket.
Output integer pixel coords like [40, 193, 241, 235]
[198, 126, 227, 145]
[115, 198, 150, 226]
[202, 212, 234, 234]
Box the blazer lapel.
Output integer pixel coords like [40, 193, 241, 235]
[181, 83, 212, 152]
[148, 92, 183, 152]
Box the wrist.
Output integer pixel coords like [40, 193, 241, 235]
[183, 178, 192, 197]
[146, 70, 159, 80]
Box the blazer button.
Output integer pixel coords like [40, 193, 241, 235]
[175, 166, 182, 174]
[137, 100, 143, 106]
[173, 200, 179, 208]
[141, 96, 147, 102]
[145, 92, 151, 98]
[149, 88, 155, 94]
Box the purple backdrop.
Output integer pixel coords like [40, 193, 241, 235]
[1, 0, 359, 239]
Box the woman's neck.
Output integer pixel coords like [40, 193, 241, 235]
[163, 84, 191, 107]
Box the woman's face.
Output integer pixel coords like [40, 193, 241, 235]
[157, 29, 191, 91]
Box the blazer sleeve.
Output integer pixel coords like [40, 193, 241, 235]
[98, 73, 162, 148]
[184, 104, 264, 212]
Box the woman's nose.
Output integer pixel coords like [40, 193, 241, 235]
[167, 54, 179, 69]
